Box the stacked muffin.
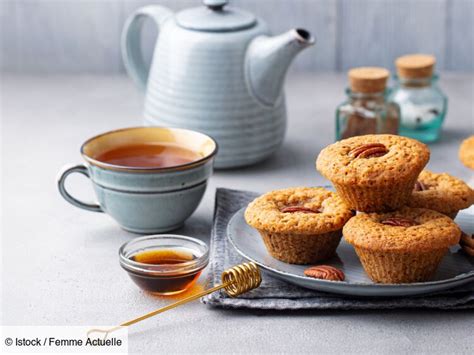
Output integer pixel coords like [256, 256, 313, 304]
[317, 134, 473, 283]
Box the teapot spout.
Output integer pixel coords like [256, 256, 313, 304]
[246, 29, 315, 106]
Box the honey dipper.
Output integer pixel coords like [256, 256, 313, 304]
[88, 262, 261, 336]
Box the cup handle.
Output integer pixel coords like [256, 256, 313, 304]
[57, 164, 103, 213]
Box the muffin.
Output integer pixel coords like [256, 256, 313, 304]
[459, 135, 474, 170]
[343, 207, 461, 283]
[245, 187, 353, 264]
[316, 134, 430, 212]
[407, 170, 474, 218]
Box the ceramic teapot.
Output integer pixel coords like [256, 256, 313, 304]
[122, 0, 314, 168]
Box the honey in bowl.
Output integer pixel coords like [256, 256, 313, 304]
[95, 143, 202, 168]
[127, 248, 203, 295]
[119, 235, 209, 296]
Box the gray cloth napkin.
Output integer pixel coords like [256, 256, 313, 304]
[201, 188, 474, 310]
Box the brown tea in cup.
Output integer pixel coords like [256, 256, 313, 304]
[58, 127, 217, 233]
[95, 143, 202, 168]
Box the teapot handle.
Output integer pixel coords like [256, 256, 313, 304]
[121, 6, 173, 91]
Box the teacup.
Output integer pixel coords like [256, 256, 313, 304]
[57, 127, 217, 234]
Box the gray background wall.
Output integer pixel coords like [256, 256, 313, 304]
[1, 0, 473, 73]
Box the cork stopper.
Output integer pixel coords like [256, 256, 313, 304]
[396, 54, 435, 79]
[348, 67, 390, 93]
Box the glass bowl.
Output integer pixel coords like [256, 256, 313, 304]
[119, 235, 209, 295]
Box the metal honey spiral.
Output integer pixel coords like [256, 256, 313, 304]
[88, 262, 262, 338]
[222, 262, 262, 297]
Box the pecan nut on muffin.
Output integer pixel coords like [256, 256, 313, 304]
[245, 187, 353, 264]
[408, 170, 474, 218]
[343, 207, 461, 283]
[459, 135, 474, 170]
[316, 134, 430, 212]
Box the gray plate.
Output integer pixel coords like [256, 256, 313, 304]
[228, 207, 474, 297]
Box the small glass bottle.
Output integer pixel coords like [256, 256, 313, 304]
[388, 54, 447, 143]
[336, 67, 400, 140]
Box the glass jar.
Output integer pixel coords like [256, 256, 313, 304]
[388, 75, 447, 143]
[336, 67, 400, 140]
[336, 89, 400, 140]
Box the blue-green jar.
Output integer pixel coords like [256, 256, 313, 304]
[388, 55, 447, 143]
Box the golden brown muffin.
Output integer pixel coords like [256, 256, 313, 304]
[316, 134, 430, 212]
[408, 170, 474, 218]
[343, 207, 461, 283]
[245, 187, 354, 264]
[459, 136, 474, 170]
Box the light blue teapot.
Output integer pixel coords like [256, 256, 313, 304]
[122, 0, 314, 168]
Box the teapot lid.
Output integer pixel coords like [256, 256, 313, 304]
[176, 0, 257, 32]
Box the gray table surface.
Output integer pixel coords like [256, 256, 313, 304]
[1, 73, 473, 354]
